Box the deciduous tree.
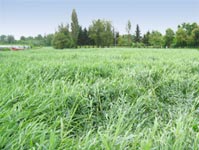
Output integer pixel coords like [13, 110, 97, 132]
[53, 24, 73, 49]
[164, 28, 175, 48]
[89, 19, 114, 47]
[191, 26, 199, 47]
[142, 31, 150, 46]
[175, 28, 187, 47]
[149, 31, 163, 48]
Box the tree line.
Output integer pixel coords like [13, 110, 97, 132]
[0, 34, 53, 47]
[0, 9, 199, 49]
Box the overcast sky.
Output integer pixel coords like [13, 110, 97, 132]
[0, 0, 198, 39]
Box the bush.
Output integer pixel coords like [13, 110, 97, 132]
[52, 24, 75, 49]
[132, 42, 145, 48]
[0, 48, 10, 51]
[52, 32, 74, 49]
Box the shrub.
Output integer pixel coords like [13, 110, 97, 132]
[0, 48, 10, 51]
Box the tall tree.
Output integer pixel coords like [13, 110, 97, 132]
[83, 28, 89, 45]
[118, 35, 129, 46]
[149, 31, 163, 48]
[179, 22, 198, 35]
[135, 24, 141, 43]
[44, 34, 54, 46]
[89, 19, 114, 47]
[115, 32, 120, 46]
[142, 31, 150, 46]
[83, 28, 94, 46]
[20, 36, 26, 41]
[7, 35, 15, 44]
[126, 20, 132, 46]
[0, 35, 7, 44]
[33, 34, 44, 46]
[191, 26, 199, 47]
[53, 24, 73, 49]
[175, 28, 187, 47]
[164, 28, 175, 48]
[77, 26, 84, 47]
[71, 9, 79, 48]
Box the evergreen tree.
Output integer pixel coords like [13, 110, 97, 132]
[83, 28, 89, 45]
[115, 32, 120, 46]
[135, 24, 141, 43]
[77, 26, 84, 47]
[142, 31, 150, 46]
[78, 27, 93, 47]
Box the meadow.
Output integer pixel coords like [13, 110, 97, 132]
[1, 47, 199, 149]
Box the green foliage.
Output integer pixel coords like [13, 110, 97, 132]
[33, 34, 45, 46]
[118, 35, 130, 46]
[77, 26, 84, 47]
[191, 26, 199, 47]
[134, 24, 141, 43]
[115, 32, 120, 46]
[1, 22, 199, 48]
[89, 19, 114, 47]
[164, 28, 175, 48]
[1, 48, 199, 149]
[71, 9, 79, 48]
[132, 42, 145, 48]
[175, 28, 187, 47]
[78, 27, 94, 47]
[44, 34, 54, 46]
[126, 20, 132, 46]
[52, 24, 74, 49]
[0, 35, 7, 44]
[0, 35, 15, 44]
[178, 22, 198, 35]
[142, 31, 150, 46]
[176, 23, 198, 48]
[149, 31, 163, 48]
[0, 48, 10, 51]
[0, 34, 54, 47]
[7, 35, 15, 44]
[52, 32, 71, 49]
[20, 36, 26, 41]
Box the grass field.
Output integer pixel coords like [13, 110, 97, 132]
[1, 47, 199, 149]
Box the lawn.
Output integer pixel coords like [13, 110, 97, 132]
[1, 47, 199, 149]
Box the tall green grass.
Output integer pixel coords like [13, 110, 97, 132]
[1, 48, 199, 149]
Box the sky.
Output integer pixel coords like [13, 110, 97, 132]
[0, 0, 198, 39]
